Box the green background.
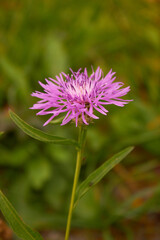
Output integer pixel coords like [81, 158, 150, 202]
[0, 0, 160, 239]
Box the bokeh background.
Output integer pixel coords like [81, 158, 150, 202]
[0, 0, 160, 239]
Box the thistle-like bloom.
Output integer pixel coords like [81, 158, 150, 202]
[31, 67, 132, 126]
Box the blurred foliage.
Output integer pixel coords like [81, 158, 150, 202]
[0, 0, 160, 239]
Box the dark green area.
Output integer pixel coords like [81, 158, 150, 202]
[0, 0, 160, 239]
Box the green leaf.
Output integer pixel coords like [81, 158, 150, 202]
[0, 190, 43, 240]
[9, 110, 78, 147]
[50, 116, 65, 125]
[74, 146, 134, 206]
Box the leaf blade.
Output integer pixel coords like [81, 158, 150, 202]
[9, 110, 78, 147]
[0, 190, 43, 240]
[50, 116, 64, 125]
[75, 146, 134, 206]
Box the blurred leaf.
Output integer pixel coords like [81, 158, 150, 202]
[44, 34, 68, 75]
[143, 140, 160, 156]
[103, 230, 114, 240]
[119, 128, 160, 149]
[9, 110, 78, 147]
[0, 146, 28, 166]
[7, 175, 49, 228]
[44, 173, 68, 210]
[0, 56, 30, 101]
[27, 158, 52, 190]
[121, 226, 134, 240]
[0, 190, 43, 240]
[75, 190, 100, 219]
[110, 101, 155, 135]
[123, 185, 160, 219]
[50, 116, 65, 125]
[107, 184, 160, 224]
[75, 146, 134, 206]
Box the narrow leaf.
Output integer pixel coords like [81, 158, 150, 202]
[0, 190, 43, 240]
[75, 146, 134, 206]
[9, 110, 78, 147]
[50, 116, 64, 125]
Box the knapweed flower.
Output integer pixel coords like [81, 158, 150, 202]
[31, 67, 132, 126]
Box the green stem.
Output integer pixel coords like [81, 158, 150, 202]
[64, 126, 86, 240]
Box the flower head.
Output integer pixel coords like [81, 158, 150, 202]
[31, 67, 132, 126]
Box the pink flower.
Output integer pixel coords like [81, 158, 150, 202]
[31, 67, 132, 126]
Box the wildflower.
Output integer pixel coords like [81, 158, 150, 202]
[31, 67, 132, 126]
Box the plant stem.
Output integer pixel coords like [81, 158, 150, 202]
[64, 126, 86, 240]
